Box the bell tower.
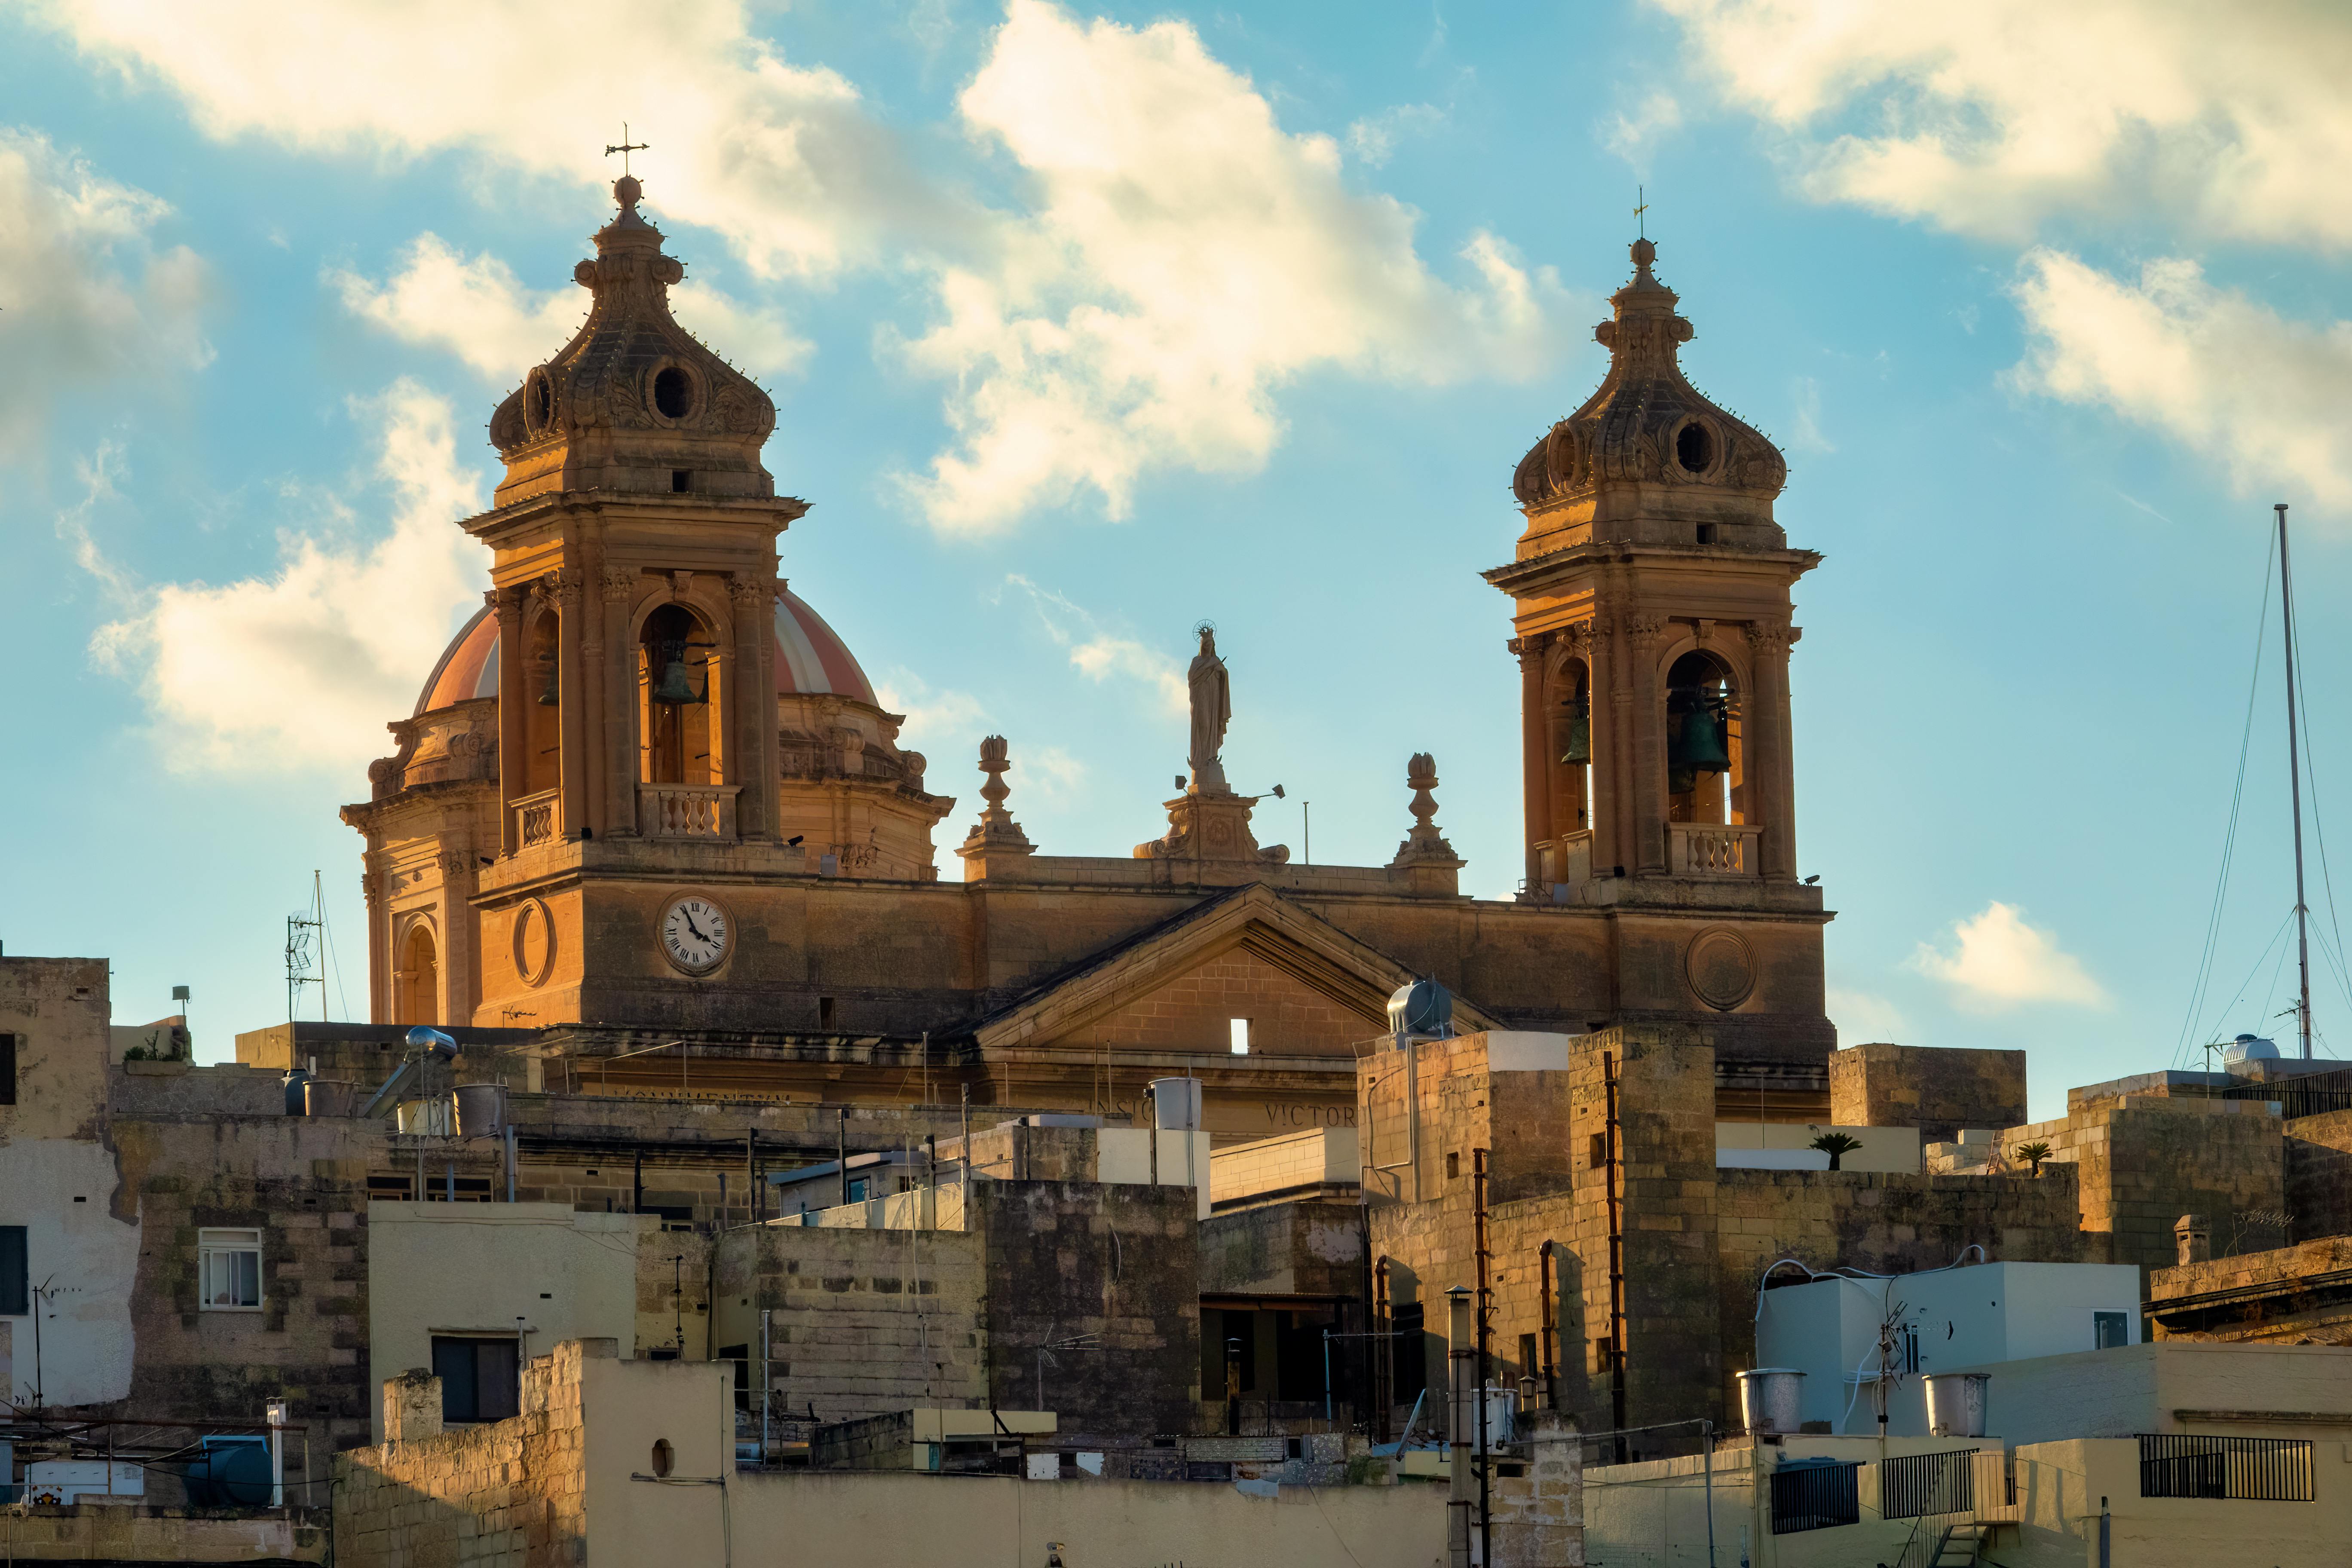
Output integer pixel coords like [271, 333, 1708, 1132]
[1488, 239, 1818, 900]
[472, 172, 792, 856]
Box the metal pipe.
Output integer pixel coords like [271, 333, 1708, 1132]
[1446, 1286, 1474, 1568]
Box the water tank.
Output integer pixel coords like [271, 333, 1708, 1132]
[304, 1080, 357, 1118]
[184, 1438, 273, 1508]
[1924, 1372, 1989, 1438]
[281, 1068, 312, 1116]
[454, 1083, 507, 1139]
[1149, 1077, 1204, 1132]
[395, 1098, 453, 1136]
[2225, 1033, 2281, 1070]
[1387, 977, 1455, 1040]
[1737, 1368, 1804, 1435]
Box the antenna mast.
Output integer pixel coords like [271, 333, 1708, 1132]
[2278, 502, 2314, 1060]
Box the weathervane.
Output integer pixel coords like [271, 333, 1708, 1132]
[604, 122, 649, 176]
[1634, 184, 1648, 240]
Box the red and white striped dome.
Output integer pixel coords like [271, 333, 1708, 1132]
[413, 588, 876, 716]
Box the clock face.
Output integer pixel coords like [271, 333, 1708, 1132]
[659, 896, 731, 975]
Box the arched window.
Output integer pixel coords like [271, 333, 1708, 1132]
[1665, 650, 1740, 824]
[524, 608, 561, 796]
[1550, 658, 1594, 836]
[395, 923, 439, 1026]
[638, 603, 724, 785]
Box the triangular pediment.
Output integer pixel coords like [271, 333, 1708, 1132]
[972, 884, 1500, 1057]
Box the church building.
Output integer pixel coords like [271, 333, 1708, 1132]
[340, 179, 1833, 1141]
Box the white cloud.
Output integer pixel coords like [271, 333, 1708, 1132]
[1911, 901, 2108, 1012]
[1649, 0, 2352, 246]
[1602, 92, 1683, 168]
[31, 0, 942, 279]
[0, 126, 209, 460]
[331, 232, 807, 381]
[2009, 249, 2352, 513]
[1345, 103, 1447, 167]
[1001, 574, 1187, 714]
[86, 381, 490, 775]
[1826, 984, 1906, 1044]
[891, 0, 1571, 531]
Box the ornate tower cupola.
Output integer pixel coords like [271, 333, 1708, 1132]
[487, 175, 777, 508]
[1486, 239, 1820, 903]
[1510, 237, 1788, 548]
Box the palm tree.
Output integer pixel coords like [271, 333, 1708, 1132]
[1809, 1131, 1864, 1171]
[2013, 1140, 2054, 1176]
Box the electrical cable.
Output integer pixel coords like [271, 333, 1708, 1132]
[2175, 534, 2276, 1069]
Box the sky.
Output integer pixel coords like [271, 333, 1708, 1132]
[6, 0, 2352, 1118]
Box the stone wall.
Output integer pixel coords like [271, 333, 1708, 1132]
[717, 1220, 988, 1424]
[2285, 1110, 2352, 1242]
[971, 1181, 1202, 1443]
[1828, 1041, 2026, 1143]
[335, 1341, 599, 1568]
[1998, 1095, 2284, 1278]
[1200, 1199, 1365, 1298]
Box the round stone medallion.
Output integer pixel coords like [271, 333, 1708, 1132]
[1685, 927, 1757, 1011]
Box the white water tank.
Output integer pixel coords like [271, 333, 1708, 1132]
[1924, 1372, 1990, 1438]
[1149, 1077, 1204, 1132]
[1738, 1368, 1805, 1435]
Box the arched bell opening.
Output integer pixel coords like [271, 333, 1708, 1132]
[523, 607, 561, 796]
[1548, 657, 1594, 837]
[637, 601, 725, 786]
[394, 922, 440, 1026]
[1665, 650, 1741, 825]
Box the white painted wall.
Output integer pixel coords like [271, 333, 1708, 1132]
[1755, 1262, 2141, 1436]
[366, 1203, 643, 1441]
[0, 1139, 140, 1407]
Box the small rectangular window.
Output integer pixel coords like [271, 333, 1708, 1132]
[2094, 1311, 2130, 1350]
[431, 1336, 521, 1424]
[670, 469, 690, 493]
[199, 1228, 263, 1310]
[0, 1032, 16, 1105]
[1229, 1017, 1250, 1055]
[0, 1226, 27, 1315]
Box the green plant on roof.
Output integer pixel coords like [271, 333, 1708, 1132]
[1809, 1131, 1864, 1171]
[2013, 1140, 2053, 1176]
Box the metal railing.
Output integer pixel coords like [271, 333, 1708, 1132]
[2223, 1066, 2352, 1120]
[1770, 1460, 1860, 1534]
[1880, 1449, 1975, 1519]
[2138, 1434, 2313, 1501]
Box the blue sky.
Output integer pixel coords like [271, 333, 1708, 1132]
[6, 0, 2350, 1117]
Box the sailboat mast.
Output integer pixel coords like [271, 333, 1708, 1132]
[2278, 502, 2314, 1060]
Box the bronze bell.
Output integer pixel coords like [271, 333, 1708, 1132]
[1670, 699, 1731, 775]
[1559, 701, 1591, 766]
[650, 643, 704, 705]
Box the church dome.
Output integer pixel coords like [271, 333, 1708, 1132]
[1512, 239, 1785, 518]
[414, 589, 875, 717]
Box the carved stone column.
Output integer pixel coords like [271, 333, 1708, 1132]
[491, 585, 527, 855]
[1626, 612, 1674, 874]
[726, 572, 774, 840]
[601, 566, 637, 836]
[1514, 634, 1552, 894]
[1747, 619, 1799, 879]
[553, 569, 588, 841]
[579, 549, 606, 838]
